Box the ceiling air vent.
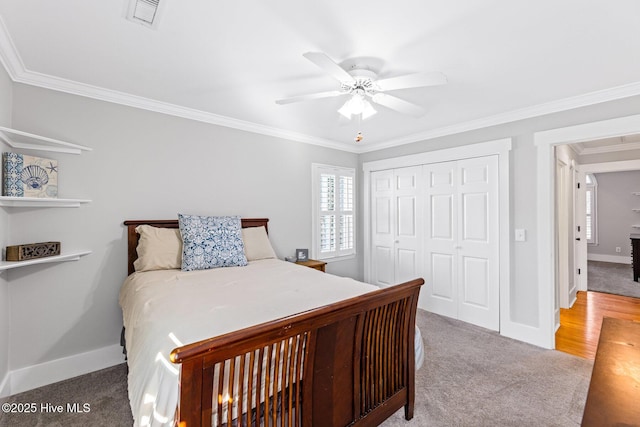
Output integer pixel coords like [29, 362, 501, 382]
[126, 0, 164, 29]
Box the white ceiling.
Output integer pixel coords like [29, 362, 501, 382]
[0, 1, 639, 153]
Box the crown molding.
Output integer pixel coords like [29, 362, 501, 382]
[0, 16, 358, 153]
[11, 68, 358, 153]
[0, 15, 25, 81]
[2, 15, 640, 156]
[578, 141, 640, 155]
[355, 81, 640, 153]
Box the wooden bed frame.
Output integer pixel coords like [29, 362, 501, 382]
[124, 219, 424, 427]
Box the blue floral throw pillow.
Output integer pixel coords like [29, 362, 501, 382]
[178, 214, 248, 271]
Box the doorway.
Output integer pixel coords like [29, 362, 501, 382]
[535, 113, 640, 349]
[580, 164, 640, 300]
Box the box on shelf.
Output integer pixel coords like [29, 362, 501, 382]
[6, 241, 61, 261]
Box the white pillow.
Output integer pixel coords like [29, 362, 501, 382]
[133, 225, 182, 272]
[242, 226, 277, 261]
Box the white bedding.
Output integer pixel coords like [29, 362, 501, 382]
[119, 258, 423, 427]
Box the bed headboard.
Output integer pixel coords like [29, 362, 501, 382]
[123, 218, 269, 275]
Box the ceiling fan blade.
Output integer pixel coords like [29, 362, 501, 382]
[371, 93, 426, 117]
[303, 52, 355, 83]
[375, 71, 447, 92]
[275, 90, 345, 105]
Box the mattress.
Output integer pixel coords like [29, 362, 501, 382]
[119, 258, 423, 427]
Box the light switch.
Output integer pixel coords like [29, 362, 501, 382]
[515, 229, 526, 242]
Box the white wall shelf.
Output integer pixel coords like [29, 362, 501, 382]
[633, 208, 640, 212]
[633, 192, 640, 196]
[0, 250, 91, 272]
[0, 196, 91, 208]
[632, 225, 640, 229]
[0, 126, 92, 155]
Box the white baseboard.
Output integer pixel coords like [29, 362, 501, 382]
[0, 344, 125, 398]
[0, 371, 10, 397]
[501, 320, 554, 349]
[587, 253, 632, 264]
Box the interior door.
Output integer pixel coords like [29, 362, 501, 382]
[556, 157, 570, 309]
[370, 167, 422, 287]
[456, 156, 499, 331]
[575, 169, 588, 291]
[423, 157, 499, 331]
[370, 170, 395, 286]
[423, 161, 458, 315]
[394, 166, 423, 284]
[567, 161, 576, 303]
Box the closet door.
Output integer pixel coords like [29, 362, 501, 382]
[370, 170, 395, 286]
[457, 156, 499, 331]
[423, 156, 499, 331]
[370, 167, 422, 286]
[423, 161, 458, 316]
[394, 166, 422, 284]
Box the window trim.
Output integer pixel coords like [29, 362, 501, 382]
[311, 163, 356, 262]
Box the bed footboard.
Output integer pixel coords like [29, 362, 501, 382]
[170, 278, 424, 427]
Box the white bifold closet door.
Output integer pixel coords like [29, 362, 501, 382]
[370, 166, 423, 287]
[423, 156, 499, 331]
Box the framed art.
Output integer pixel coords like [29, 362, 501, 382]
[296, 248, 309, 261]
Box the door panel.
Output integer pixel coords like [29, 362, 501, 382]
[375, 198, 391, 234]
[461, 256, 489, 307]
[431, 253, 455, 298]
[394, 167, 422, 284]
[397, 248, 418, 284]
[462, 193, 488, 241]
[370, 167, 422, 287]
[431, 194, 453, 239]
[457, 156, 499, 330]
[374, 246, 393, 286]
[423, 161, 457, 314]
[371, 170, 395, 287]
[397, 196, 416, 237]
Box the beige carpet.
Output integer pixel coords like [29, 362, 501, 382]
[587, 260, 640, 299]
[0, 309, 593, 427]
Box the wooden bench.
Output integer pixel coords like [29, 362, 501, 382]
[581, 317, 640, 426]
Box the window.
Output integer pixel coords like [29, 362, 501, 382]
[585, 173, 597, 244]
[312, 164, 355, 260]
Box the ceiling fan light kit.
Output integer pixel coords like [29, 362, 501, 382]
[275, 52, 448, 137]
[338, 93, 377, 120]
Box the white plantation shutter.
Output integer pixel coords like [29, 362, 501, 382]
[313, 164, 356, 260]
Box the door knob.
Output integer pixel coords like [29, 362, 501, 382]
[575, 238, 581, 241]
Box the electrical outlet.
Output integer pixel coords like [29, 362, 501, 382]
[616, 247, 622, 253]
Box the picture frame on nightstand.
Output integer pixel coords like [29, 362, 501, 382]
[296, 248, 308, 261]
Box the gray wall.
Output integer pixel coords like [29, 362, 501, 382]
[588, 170, 640, 258]
[359, 95, 640, 328]
[7, 83, 359, 370]
[0, 62, 12, 390]
[4, 68, 640, 381]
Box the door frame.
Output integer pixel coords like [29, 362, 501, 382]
[555, 156, 570, 309]
[363, 137, 511, 334]
[534, 113, 640, 349]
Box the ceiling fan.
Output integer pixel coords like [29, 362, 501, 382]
[276, 52, 447, 120]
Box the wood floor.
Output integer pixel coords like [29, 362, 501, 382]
[556, 290, 640, 359]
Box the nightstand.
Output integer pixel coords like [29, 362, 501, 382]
[295, 259, 327, 272]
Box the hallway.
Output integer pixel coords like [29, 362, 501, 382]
[556, 290, 640, 359]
